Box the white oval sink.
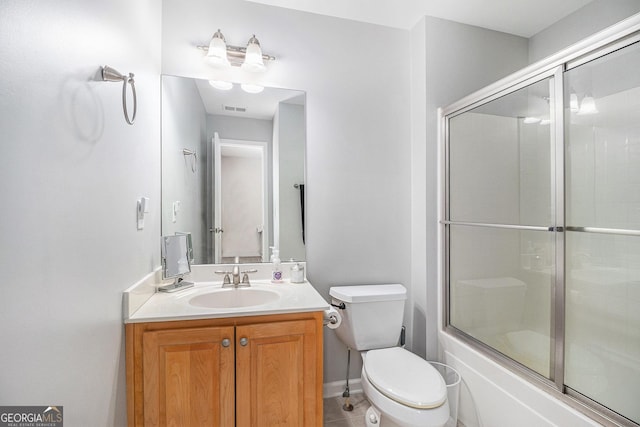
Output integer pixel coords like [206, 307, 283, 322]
[189, 288, 280, 309]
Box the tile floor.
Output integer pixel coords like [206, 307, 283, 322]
[323, 394, 369, 427]
[323, 394, 465, 426]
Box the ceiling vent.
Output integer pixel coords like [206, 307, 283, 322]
[223, 105, 247, 113]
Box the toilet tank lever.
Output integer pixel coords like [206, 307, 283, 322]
[331, 302, 346, 310]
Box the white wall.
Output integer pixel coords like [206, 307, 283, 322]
[161, 76, 208, 263]
[162, 0, 412, 383]
[0, 0, 161, 425]
[221, 154, 263, 257]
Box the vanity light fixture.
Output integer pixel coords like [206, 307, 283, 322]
[198, 31, 275, 71]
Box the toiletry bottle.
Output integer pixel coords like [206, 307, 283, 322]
[271, 249, 283, 283]
[291, 263, 304, 283]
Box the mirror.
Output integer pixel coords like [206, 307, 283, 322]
[161, 75, 306, 265]
[161, 234, 191, 279]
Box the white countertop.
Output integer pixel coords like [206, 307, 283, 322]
[124, 279, 329, 323]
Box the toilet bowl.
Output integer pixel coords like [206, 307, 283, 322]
[329, 284, 452, 427]
[361, 347, 450, 427]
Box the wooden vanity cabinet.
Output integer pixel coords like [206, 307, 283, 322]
[126, 311, 323, 427]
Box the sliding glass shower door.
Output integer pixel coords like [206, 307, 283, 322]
[445, 37, 640, 425]
[447, 74, 559, 379]
[564, 41, 640, 425]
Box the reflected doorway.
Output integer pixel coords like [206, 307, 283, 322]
[213, 133, 269, 263]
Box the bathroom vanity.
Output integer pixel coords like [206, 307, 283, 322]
[123, 269, 327, 427]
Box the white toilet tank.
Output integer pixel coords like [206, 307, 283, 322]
[329, 284, 407, 351]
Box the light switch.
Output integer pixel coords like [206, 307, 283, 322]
[172, 201, 181, 223]
[137, 197, 150, 230]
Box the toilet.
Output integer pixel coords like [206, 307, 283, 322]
[329, 284, 451, 427]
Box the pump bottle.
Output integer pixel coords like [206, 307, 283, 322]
[271, 248, 283, 283]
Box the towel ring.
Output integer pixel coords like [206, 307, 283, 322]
[183, 149, 197, 173]
[102, 65, 137, 125]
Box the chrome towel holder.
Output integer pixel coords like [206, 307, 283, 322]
[183, 148, 198, 173]
[101, 65, 137, 125]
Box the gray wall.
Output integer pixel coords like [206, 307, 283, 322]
[161, 0, 413, 383]
[0, 0, 161, 425]
[276, 102, 306, 262]
[161, 76, 208, 262]
[412, 16, 529, 361]
[528, 0, 640, 63]
[208, 115, 274, 145]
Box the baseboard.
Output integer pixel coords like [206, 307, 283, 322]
[323, 379, 363, 398]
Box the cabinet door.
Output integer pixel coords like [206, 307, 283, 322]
[236, 319, 319, 427]
[142, 326, 235, 427]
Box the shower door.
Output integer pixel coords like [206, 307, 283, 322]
[444, 36, 640, 426]
[564, 41, 640, 425]
[446, 71, 560, 380]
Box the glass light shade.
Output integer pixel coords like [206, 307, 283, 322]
[207, 31, 230, 68]
[209, 80, 233, 91]
[241, 36, 266, 73]
[577, 96, 598, 115]
[241, 83, 264, 94]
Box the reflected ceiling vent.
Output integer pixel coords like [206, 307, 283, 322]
[223, 105, 247, 113]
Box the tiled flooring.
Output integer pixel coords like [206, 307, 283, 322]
[323, 393, 465, 426]
[323, 394, 370, 427]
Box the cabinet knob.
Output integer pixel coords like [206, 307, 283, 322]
[221, 338, 231, 348]
[239, 337, 248, 346]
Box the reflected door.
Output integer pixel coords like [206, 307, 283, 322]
[214, 136, 268, 263]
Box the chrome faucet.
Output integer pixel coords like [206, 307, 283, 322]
[215, 258, 258, 288]
[232, 264, 241, 285]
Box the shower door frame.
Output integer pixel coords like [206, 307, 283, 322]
[439, 16, 640, 427]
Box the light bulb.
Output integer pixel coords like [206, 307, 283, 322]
[241, 83, 264, 94]
[207, 30, 230, 68]
[209, 80, 233, 91]
[241, 35, 266, 73]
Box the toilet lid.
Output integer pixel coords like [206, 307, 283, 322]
[364, 347, 447, 409]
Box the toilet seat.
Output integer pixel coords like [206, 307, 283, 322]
[364, 347, 447, 409]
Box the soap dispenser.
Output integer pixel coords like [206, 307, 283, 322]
[271, 248, 283, 283]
